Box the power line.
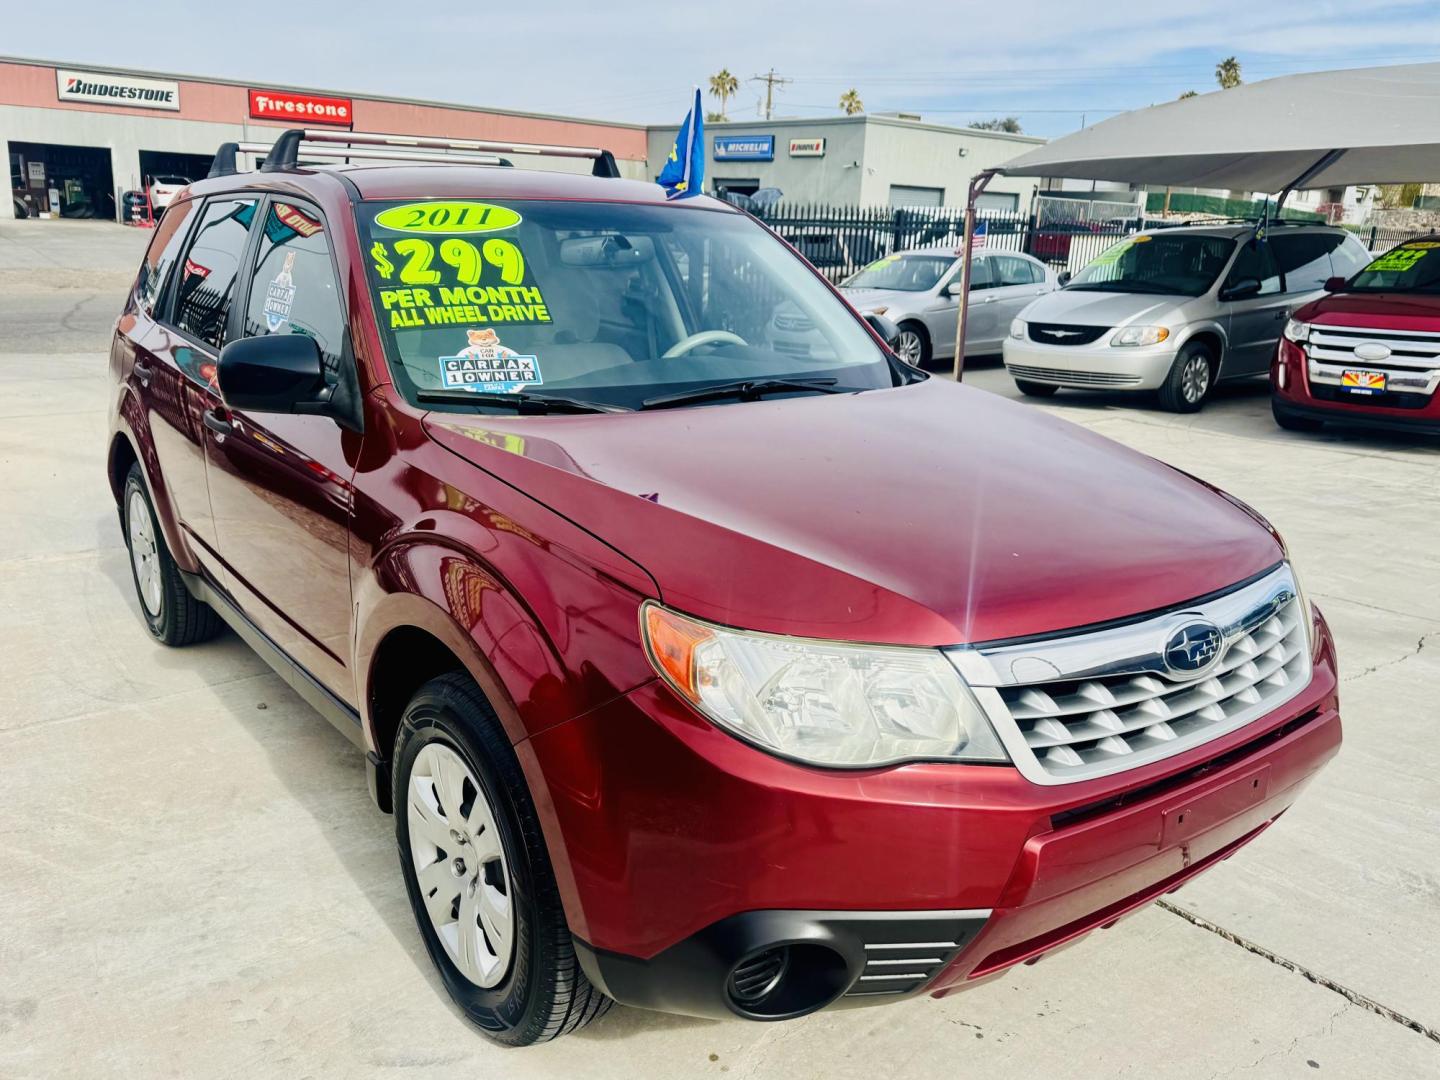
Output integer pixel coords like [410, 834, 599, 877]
[749, 69, 793, 120]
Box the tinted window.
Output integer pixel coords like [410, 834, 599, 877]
[995, 256, 1038, 286]
[969, 257, 995, 290]
[1272, 233, 1345, 293]
[1331, 236, 1371, 280]
[1071, 234, 1234, 296]
[173, 198, 259, 349]
[1345, 240, 1440, 294]
[1222, 239, 1281, 297]
[135, 199, 195, 317]
[243, 200, 347, 385]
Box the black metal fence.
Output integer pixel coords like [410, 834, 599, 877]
[748, 203, 1439, 283]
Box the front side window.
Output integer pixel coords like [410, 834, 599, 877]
[1071, 233, 1235, 296]
[356, 199, 898, 412]
[1271, 233, 1345, 293]
[135, 198, 195, 316]
[243, 200, 347, 384]
[1223, 239, 1282, 297]
[1345, 239, 1440, 294]
[173, 197, 259, 349]
[842, 254, 956, 292]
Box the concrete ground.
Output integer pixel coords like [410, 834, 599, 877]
[1, 218, 1437, 1079]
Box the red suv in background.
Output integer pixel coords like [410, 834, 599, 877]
[108, 129, 1341, 1046]
[1274, 237, 1440, 434]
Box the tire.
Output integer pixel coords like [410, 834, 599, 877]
[122, 464, 221, 646]
[1014, 378, 1059, 398]
[893, 322, 931, 368]
[12, 197, 28, 220]
[393, 674, 611, 1045]
[1157, 343, 1216, 413]
[1272, 400, 1324, 432]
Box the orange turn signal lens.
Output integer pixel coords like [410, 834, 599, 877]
[642, 604, 714, 702]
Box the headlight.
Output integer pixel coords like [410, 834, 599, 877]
[1010, 318, 1026, 341]
[1110, 325, 1170, 347]
[1283, 319, 1311, 344]
[1289, 559, 1316, 656]
[641, 603, 1008, 768]
[865, 305, 889, 316]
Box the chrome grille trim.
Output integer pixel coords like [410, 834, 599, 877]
[1306, 325, 1440, 396]
[947, 564, 1311, 786]
[1007, 363, 1142, 387]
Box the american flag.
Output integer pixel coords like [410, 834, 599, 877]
[971, 220, 989, 249]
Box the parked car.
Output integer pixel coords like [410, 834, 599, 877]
[108, 131, 1340, 1046]
[772, 224, 882, 280]
[147, 174, 191, 214]
[1003, 223, 1371, 411]
[840, 246, 1057, 366]
[1272, 237, 1440, 435]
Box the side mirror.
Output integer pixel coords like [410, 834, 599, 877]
[1323, 275, 1346, 293]
[218, 334, 329, 416]
[863, 312, 902, 350]
[1057, 270, 1072, 287]
[944, 280, 965, 297]
[1220, 277, 1262, 302]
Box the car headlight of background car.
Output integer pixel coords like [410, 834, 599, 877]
[1110, 325, 1170, 347]
[1010, 318, 1026, 341]
[641, 603, 1008, 768]
[1283, 319, 1311, 344]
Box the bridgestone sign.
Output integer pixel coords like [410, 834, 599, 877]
[56, 69, 180, 110]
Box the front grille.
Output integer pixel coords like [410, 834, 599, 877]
[1028, 322, 1109, 346]
[1008, 363, 1142, 387]
[948, 564, 1310, 785]
[774, 312, 815, 332]
[1306, 325, 1440, 399]
[773, 340, 811, 358]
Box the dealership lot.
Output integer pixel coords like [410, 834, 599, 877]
[1, 220, 1438, 1078]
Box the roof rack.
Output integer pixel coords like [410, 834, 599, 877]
[207, 128, 621, 178]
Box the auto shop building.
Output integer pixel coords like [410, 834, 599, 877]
[2, 56, 649, 222]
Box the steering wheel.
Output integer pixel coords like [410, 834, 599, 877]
[662, 329, 748, 359]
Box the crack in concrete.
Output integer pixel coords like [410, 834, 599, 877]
[1158, 901, 1440, 1047]
[1342, 630, 1439, 684]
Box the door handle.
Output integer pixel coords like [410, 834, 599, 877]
[202, 408, 233, 439]
[982, 295, 997, 303]
[132, 361, 153, 387]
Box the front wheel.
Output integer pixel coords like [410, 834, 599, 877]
[393, 674, 611, 1045]
[893, 322, 931, 368]
[1157, 344, 1215, 413]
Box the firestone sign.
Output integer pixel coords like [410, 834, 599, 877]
[56, 68, 179, 111]
[249, 89, 353, 127]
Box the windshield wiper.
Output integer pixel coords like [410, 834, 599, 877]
[640, 377, 842, 411]
[416, 389, 629, 414]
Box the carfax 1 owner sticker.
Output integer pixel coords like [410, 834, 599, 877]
[439, 329, 542, 393]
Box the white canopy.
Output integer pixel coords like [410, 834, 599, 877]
[998, 61, 1440, 192]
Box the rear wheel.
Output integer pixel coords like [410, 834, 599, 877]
[394, 673, 611, 1045]
[893, 322, 930, 368]
[1272, 400, 1324, 432]
[1157, 343, 1215, 413]
[1014, 378, 1059, 398]
[122, 464, 220, 646]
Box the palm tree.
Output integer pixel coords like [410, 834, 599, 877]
[708, 70, 739, 120]
[839, 89, 864, 116]
[1178, 90, 1198, 99]
[1215, 57, 1242, 90]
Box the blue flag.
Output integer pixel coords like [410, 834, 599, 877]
[657, 89, 704, 200]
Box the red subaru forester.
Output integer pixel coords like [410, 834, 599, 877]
[108, 129, 1341, 1045]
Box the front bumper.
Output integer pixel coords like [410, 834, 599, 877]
[520, 612, 1340, 1021]
[1003, 336, 1179, 391]
[1274, 338, 1440, 433]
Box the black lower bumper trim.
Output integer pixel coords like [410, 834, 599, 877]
[1276, 397, 1440, 435]
[575, 908, 990, 1021]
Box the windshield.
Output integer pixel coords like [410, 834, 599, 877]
[842, 254, 954, 292]
[357, 199, 898, 411]
[152, 175, 189, 185]
[1068, 233, 1235, 296]
[1344, 239, 1440, 294]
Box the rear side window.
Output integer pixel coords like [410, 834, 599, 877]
[1223, 240, 1281, 297]
[1272, 233, 1345, 293]
[995, 256, 1039, 286]
[969, 258, 996, 290]
[135, 200, 195, 317]
[173, 197, 259, 349]
[242, 200, 347, 385]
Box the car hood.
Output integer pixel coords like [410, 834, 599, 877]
[1296, 290, 1440, 327]
[1024, 288, 1193, 327]
[838, 287, 925, 311]
[422, 379, 1281, 646]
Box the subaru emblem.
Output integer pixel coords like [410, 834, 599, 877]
[1164, 622, 1225, 677]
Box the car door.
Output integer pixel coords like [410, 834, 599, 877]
[921, 257, 963, 354]
[126, 195, 251, 582]
[1219, 237, 1286, 375]
[962, 256, 1002, 353]
[201, 196, 361, 701]
[990, 255, 1052, 340]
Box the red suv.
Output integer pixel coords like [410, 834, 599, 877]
[108, 130, 1341, 1045]
[1274, 237, 1440, 434]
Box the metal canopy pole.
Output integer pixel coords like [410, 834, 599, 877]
[952, 169, 1000, 381]
[1262, 148, 1347, 237]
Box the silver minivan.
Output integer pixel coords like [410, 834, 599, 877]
[1002, 223, 1371, 411]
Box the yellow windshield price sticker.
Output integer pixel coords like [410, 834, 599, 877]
[371, 238, 526, 287]
[1091, 239, 1135, 266]
[1365, 248, 1429, 273]
[373, 201, 522, 234]
[369, 235, 549, 328]
[1402, 240, 1440, 249]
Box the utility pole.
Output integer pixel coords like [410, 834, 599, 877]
[750, 69, 792, 120]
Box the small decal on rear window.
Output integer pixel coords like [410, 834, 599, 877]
[438, 329, 542, 393]
[264, 251, 297, 332]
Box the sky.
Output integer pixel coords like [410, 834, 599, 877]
[9, 1, 1440, 138]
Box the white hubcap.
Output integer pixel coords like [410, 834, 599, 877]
[407, 743, 514, 988]
[127, 490, 163, 617]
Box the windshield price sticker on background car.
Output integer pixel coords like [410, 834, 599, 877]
[1363, 242, 1439, 273]
[438, 329, 542, 393]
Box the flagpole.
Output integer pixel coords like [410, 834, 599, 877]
[952, 169, 999, 382]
